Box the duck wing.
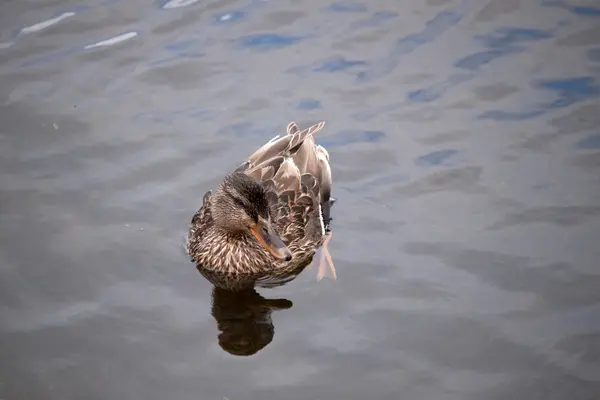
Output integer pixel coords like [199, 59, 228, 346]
[234, 121, 332, 243]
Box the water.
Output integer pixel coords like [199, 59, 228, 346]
[1, 0, 600, 398]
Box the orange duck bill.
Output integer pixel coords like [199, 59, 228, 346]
[250, 218, 292, 262]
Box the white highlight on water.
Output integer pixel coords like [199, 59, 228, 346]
[84, 32, 138, 49]
[20, 12, 75, 34]
[162, 0, 200, 9]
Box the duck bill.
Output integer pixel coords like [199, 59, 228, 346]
[250, 218, 292, 261]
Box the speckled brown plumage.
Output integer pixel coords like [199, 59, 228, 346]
[186, 121, 335, 291]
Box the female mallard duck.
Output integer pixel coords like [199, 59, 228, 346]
[186, 121, 336, 290]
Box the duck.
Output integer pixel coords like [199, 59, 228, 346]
[186, 121, 336, 290]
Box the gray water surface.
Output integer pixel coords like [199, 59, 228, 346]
[2, 0, 600, 399]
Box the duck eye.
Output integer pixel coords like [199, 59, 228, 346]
[235, 198, 245, 207]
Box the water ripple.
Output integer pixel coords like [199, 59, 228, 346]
[319, 130, 385, 148]
[576, 134, 600, 149]
[326, 2, 369, 13]
[235, 33, 306, 49]
[455, 28, 553, 71]
[480, 77, 600, 121]
[415, 149, 460, 167]
[542, 0, 600, 16]
[313, 57, 367, 72]
[350, 11, 398, 29]
[357, 9, 464, 83]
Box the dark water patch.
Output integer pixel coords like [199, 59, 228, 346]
[392, 10, 463, 56]
[479, 109, 545, 121]
[477, 27, 554, 48]
[138, 60, 231, 89]
[19, 46, 80, 68]
[554, 333, 600, 364]
[326, 2, 368, 13]
[474, 0, 522, 22]
[538, 76, 599, 98]
[473, 83, 518, 101]
[149, 37, 209, 65]
[479, 77, 599, 121]
[454, 47, 524, 70]
[295, 99, 322, 110]
[355, 312, 543, 372]
[485, 374, 600, 400]
[455, 28, 553, 71]
[588, 48, 600, 61]
[318, 130, 385, 148]
[232, 98, 272, 114]
[556, 25, 600, 47]
[407, 88, 443, 103]
[576, 134, 600, 149]
[416, 130, 471, 145]
[357, 9, 463, 83]
[152, 7, 207, 35]
[313, 56, 367, 72]
[407, 73, 473, 103]
[148, 38, 205, 66]
[404, 241, 600, 311]
[391, 166, 484, 197]
[147, 53, 205, 67]
[542, 0, 600, 16]
[571, 152, 600, 170]
[354, 73, 472, 118]
[551, 103, 600, 133]
[165, 39, 196, 51]
[261, 10, 308, 28]
[414, 149, 460, 166]
[235, 33, 306, 49]
[487, 205, 600, 229]
[350, 11, 398, 29]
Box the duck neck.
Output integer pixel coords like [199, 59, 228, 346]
[205, 226, 273, 273]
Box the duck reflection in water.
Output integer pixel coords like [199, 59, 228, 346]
[211, 286, 293, 356]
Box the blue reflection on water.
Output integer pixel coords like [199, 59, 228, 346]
[479, 77, 600, 121]
[455, 28, 553, 71]
[236, 34, 306, 49]
[314, 57, 367, 72]
[415, 149, 460, 166]
[357, 9, 463, 83]
[541, 0, 600, 16]
[295, 99, 322, 110]
[407, 73, 473, 103]
[576, 134, 600, 149]
[327, 2, 368, 13]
